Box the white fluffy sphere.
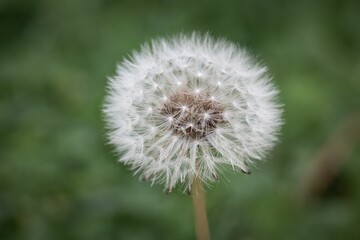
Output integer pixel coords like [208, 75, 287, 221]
[104, 33, 282, 191]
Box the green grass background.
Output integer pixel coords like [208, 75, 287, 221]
[1, 0, 359, 239]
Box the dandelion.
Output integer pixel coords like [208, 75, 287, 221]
[103, 33, 282, 240]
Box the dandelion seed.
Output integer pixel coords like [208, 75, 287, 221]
[103, 33, 282, 192]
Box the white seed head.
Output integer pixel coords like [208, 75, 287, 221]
[103, 33, 283, 191]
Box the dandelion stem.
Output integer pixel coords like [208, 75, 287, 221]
[191, 178, 210, 240]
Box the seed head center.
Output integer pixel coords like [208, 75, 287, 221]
[161, 91, 224, 139]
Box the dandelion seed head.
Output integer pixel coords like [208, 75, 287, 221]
[104, 33, 283, 191]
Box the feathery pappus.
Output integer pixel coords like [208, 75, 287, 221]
[103, 33, 283, 192]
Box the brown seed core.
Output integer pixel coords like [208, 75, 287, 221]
[161, 91, 224, 140]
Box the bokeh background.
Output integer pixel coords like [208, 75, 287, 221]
[1, 0, 360, 239]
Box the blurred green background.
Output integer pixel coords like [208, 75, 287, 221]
[1, 0, 360, 239]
